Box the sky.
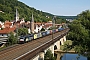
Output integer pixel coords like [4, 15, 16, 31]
[19, 0, 90, 16]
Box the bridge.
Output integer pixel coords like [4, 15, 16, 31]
[0, 28, 69, 60]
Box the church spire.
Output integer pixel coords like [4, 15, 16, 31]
[31, 12, 34, 22]
[16, 9, 19, 22]
[30, 12, 34, 33]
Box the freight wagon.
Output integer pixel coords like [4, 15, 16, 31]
[18, 27, 65, 44]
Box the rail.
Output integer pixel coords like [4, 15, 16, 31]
[0, 28, 69, 60]
[16, 28, 69, 60]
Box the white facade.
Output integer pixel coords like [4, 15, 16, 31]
[28, 28, 31, 34]
[0, 21, 4, 28]
[20, 18, 25, 24]
[34, 25, 43, 33]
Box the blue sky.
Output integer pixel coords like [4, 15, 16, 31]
[19, 0, 90, 16]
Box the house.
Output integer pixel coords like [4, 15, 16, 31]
[4, 21, 13, 28]
[0, 27, 16, 45]
[0, 27, 16, 37]
[0, 21, 4, 29]
[42, 23, 52, 31]
[34, 23, 43, 33]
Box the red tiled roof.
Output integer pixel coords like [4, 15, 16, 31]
[0, 27, 16, 34]
[4, 25, 9, 28]
[42, 24, 52, 28]
[5, 23, 12, 26]
[34, 23, 42, 26]
[4, 21, 12, 28]
[0, 30, 10, 34]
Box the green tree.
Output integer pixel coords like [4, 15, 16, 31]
[7, 32, 17, 46]
[18, 28, 28, 36]
[78, 10, 90, 29]
[44, 49, 56, 60]
[0, 0, 54, 22]
[63, 43, 70, 52]
[67, 10, 90, 56]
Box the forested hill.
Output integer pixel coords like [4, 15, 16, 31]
[0, 0, 54, 22]
[58, 16, 77, 19]
[0, 0, 77, 22]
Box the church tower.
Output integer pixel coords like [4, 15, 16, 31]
[15, 9, 19, 22]
[30, 13, 34, 33]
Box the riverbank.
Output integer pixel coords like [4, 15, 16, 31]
[54, 50, 76, 54]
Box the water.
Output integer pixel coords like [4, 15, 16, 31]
[61, 53, 87, 60]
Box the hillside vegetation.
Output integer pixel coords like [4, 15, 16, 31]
[0, 0, 54, 22]
[58, 16, 77, 19]
[67, 10, 90, 57]
[0, 0, 77, 23]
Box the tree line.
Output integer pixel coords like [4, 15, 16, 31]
[67, 10, 90, 57]
[0, 0, 54, 22]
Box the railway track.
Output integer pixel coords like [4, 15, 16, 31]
[0, 28, 69, 60]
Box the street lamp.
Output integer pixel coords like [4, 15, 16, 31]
[52, 16, 56, 40]
[16, 24, 19, 43]
[52, 16, 56, 28]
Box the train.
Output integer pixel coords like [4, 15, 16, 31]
[19, 27, 64, 43]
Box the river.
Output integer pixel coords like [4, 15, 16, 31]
[55, 52, 87, 60]
[61, 53, 87, 60]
